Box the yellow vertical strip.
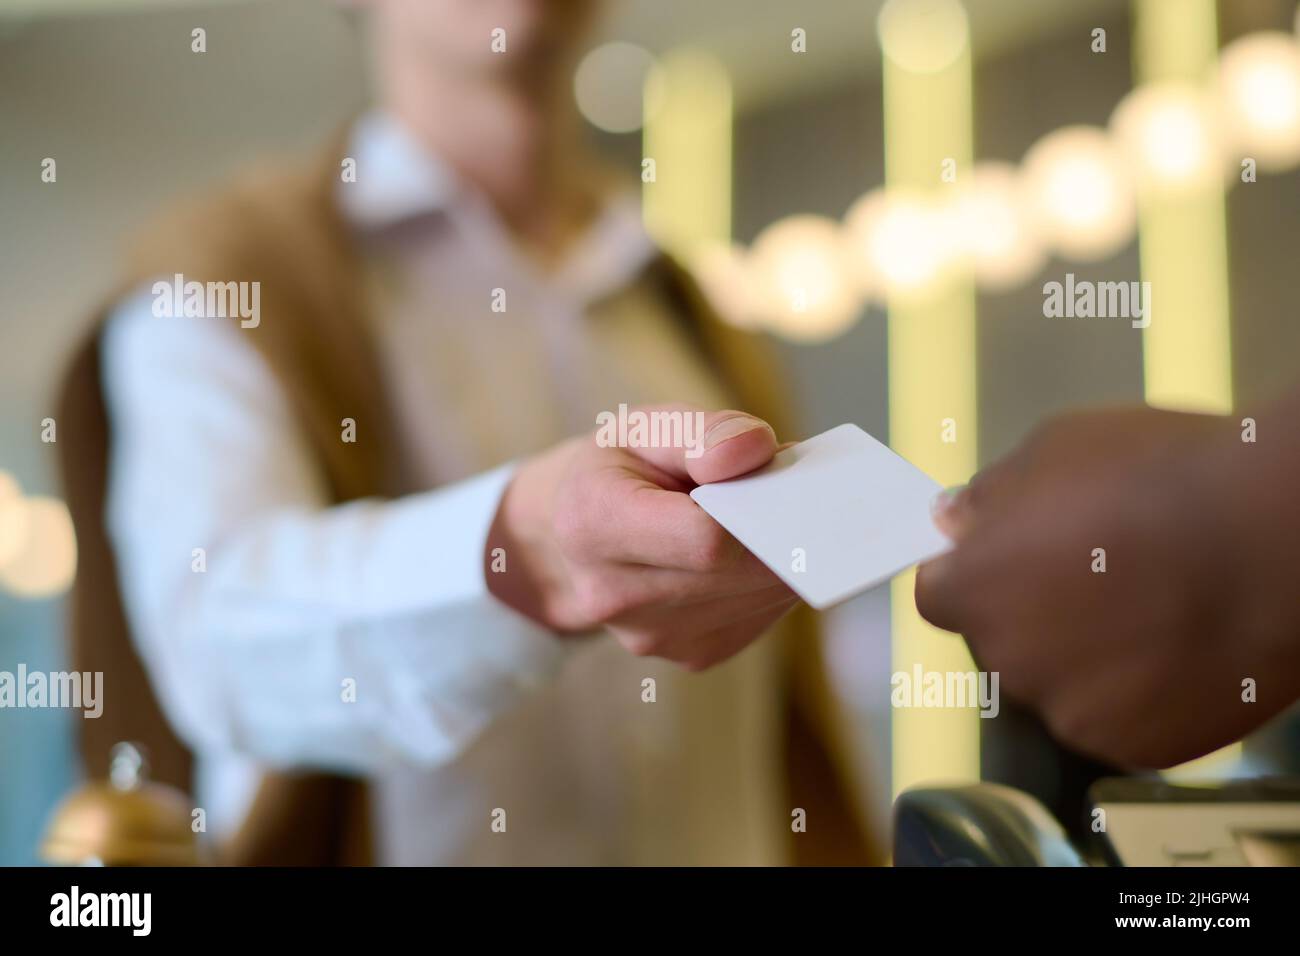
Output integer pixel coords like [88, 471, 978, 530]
[1134, 0, 1241, 774]
[881, 2, 980, 796]
[635, 52, 739, 862]
[1134, 0, 1233, 413]
[641, 50, 732, 257]
[1136, 203, 1233, 411]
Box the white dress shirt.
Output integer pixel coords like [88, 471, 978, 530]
[101, 113, 787, 865]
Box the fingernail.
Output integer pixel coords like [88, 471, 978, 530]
[931, 485, 966, 517]
[704, 415, 768, 449]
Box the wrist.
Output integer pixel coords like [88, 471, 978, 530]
[484, 441, 579, 633]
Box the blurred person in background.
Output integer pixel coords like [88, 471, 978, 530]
[56, 0, 876, 865]
[918, 394, 1300, 770]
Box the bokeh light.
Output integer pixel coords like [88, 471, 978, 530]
[1215, 32, 1300, 171]
[749, 215, 861, 343]
[1020, 125, 1137, 261]
[1111, 83, 1225, 193]
[949, 162, 1047, 290]
[844, 189, 958, 303]
[690, 241, 763, 330]
[574, 42, 662, 134]
[0, 471, 30, 568]
[0, 496, 77, 599]
[877, 0, 970, 74]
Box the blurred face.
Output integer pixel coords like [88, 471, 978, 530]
[370, 0, 601, 83]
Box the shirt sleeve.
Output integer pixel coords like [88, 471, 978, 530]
[100, 287, 572, 774]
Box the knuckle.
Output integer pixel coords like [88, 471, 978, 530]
[552, 491, 600, 559]
[688, 519, 733, 570]
[913, 567, 941, 616]
[616, 630, 662, 658]
[572, 575, 626, 623]
[1028, 415, 1072, 452]
[1042, 698, 1098, 751]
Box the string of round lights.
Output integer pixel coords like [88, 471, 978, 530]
[686, 18, 1300, 343]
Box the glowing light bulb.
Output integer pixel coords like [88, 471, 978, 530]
[689, 241, 763, 331]
[844, 189, 958, 302]
[0, 471, 29, 568]
[0, 496, 77, 599]
[1111, 83, 1224, 194]
[749, 215, 861, 343]
[1021, 125, 1137, 261]
[1216, 32, 1300, 171]
[949, 163, 1047, 290]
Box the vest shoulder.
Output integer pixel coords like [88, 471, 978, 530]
[124, 152, 338, 284]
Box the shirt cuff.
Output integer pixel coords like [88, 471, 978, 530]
[348, 463, 577, 766]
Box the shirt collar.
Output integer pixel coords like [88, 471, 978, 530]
[336, 111, 457, 230]
[336, 111, 660, 305]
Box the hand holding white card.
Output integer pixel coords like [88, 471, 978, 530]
[690, 424, 951, 610]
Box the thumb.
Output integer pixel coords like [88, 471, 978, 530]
[687, 411, 779, 485]
[914, 554, 965, 634]
[615, 406, 779, 485]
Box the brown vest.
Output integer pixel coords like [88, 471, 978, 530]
[56, 137, 878, 866]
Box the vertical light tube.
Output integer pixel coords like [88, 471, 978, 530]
[641, 50, 732, 258]
[1133, 0, 1241, 775]
[1134, 0, 1233, 413]
[879, 0, 980, 796]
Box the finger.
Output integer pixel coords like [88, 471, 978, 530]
[571, 476, 752, 570]
[967, 453, 1028, 516]
[658, 596, 799, 671]
[618, 552, 790, 603]
[930, 485, 971, 540]
[614, 405, 778, 486]
[914, 552, 969, 634]
[950, 408, 1170, 531]
[688, 411, 779, 485]
[935, 442, 1036, 541]
[611, 586, 798, 664]
[574, 552, 790, 618]
[916, 483, 1050, 638]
